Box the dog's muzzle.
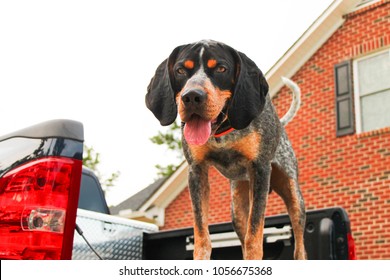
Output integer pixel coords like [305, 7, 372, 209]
[181, 89, 207, 112]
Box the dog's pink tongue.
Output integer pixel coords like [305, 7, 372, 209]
[184, 116, 211, 145]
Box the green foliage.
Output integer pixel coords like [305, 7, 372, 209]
[150, 121, 183, 178]
[83, 145, 121, 191]
[83, 145, 100, 171]
[150, 121, 182, 151]
[154, 164, 180, 178]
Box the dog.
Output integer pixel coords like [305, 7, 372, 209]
[145, 40, 306, 260]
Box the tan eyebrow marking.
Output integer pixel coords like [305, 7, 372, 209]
[184, 60, 194, 69]
[207, 59, 217, 68]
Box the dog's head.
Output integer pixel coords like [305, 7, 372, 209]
[145, 40, 268, 145]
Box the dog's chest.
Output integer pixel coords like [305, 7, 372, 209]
[206, 148, 251, 180]
[187, 131, 261, 180]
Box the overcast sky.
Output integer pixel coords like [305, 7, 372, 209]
[0, 0, 334, 206]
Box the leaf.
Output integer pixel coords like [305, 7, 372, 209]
[150, 120, 184, 178]
[83, 144, 120, 192]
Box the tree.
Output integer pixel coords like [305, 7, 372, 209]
[83, 145, 121, 192]
[150, 121, 184, 178]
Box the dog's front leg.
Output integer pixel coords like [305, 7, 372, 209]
[188, 164, 211, 260]
[244, 163, 271, 260]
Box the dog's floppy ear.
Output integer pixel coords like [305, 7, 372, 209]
[145, 46, 183, 126]
[228, 50, 269, 130]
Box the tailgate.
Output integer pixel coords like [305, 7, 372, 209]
[143, 207, 353, 260]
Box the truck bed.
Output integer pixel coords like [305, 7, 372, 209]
[143, 207, 354, 260]
[73, 209, 157, 260]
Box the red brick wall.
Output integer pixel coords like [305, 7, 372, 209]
[162, 1, 390, 259]
[163, 167, 231, 230]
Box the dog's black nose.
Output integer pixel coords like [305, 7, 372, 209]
[181, 89, 206, 106]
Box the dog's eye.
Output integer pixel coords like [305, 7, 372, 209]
[176, 67, 186, 75]
[216, 66, 227, 73]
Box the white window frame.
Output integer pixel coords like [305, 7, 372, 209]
[353, 48, 390, 134]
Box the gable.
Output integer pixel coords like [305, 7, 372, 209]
[266, 0, 362, 97]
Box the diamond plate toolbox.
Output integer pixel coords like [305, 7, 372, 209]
[72, 209, 158, 260]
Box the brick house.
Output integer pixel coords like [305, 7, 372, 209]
[112, 0, 390, 259]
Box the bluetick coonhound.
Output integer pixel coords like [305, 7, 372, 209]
[145, 40, 306, 260]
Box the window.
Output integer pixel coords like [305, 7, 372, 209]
[78, 172, 110, 214]
[353, 49, 390, 133]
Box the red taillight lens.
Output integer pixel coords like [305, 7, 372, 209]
[0, 157, 82, 260]
[347, 233, 357, 260]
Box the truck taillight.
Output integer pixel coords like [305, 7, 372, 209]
[0, 157, 82, 260]
[347, 233, 357, 260]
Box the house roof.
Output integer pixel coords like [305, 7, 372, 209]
[115, 0, 365, 217]
[110, 176, 167, 214]
[138, 161, 189, 212]
[266, 0, 361, 97]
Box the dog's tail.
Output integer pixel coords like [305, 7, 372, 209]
[279, 77, 301, 126]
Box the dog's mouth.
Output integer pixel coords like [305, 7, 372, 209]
[183, 114, 215, 146]
[183, 112, 227, 146]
